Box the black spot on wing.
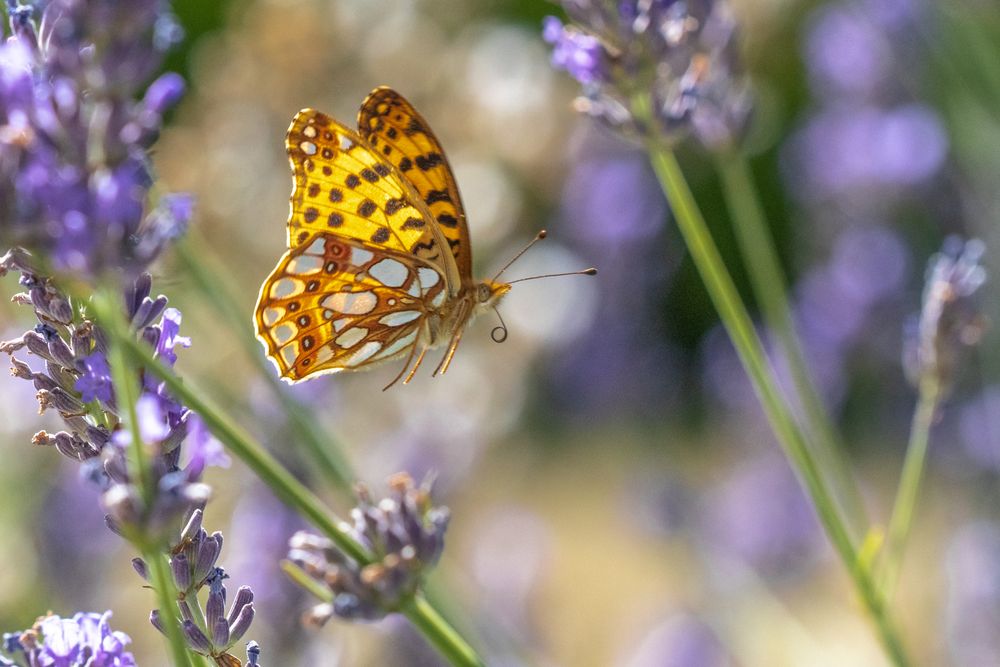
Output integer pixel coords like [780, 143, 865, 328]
[425, 189, 451, 205]
[415, 153, 443, 171]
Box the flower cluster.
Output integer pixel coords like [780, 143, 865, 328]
[905, 237, 988, 394]
[0, 250, 228, 539]
[543, 0, 752, 149]
[287, 473, 450, 622]
[138, 509, 257, 664]
[0, 0, 191, 277]
[1, 612, 135, 667]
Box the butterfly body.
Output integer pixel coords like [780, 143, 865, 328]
[254, 88, 511, 386]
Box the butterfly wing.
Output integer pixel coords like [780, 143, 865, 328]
[357, 87, 471, 290]
[254, 234, 447, 383]
[284, 108, 452, 279]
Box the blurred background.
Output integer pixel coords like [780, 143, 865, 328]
[3, 0, 1000, 665]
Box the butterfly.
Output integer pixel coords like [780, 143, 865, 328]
[254, 87, 594, 389]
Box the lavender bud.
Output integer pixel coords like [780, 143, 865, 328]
[84, 425, 111, 450]
[143, 73, 186, 116]
[149, 610, 164, 634]
[9, 357, 33, 379]
[228, 602, 255, 645]
[180, 508, 204, 544]
[906, 237, 988, 394]
[205, 580, 226, 630]
[182, 620, 213, 653]
[246, 641, 261, 666]
[127, 273, 153, 316]
[171, 553, 191, 591]
[211, 616, 230, 649]
[226, 587, 254, 627]
[132, 295, 169, 330]
[286, 473, 449, 621]
[193, 532, 222, 582]
[48, 297, 74, 325]
[23, 330, 54, 360]
[46, 336, 76, 369]
[132, 558, 149, 581]
[101, 483, 142, 528]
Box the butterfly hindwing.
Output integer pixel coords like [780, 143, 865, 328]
[357, 87, 472, 285]
[285, 109, 449, 273]
[254, 233, 447, 382]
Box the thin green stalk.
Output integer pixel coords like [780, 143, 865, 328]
[400, 595, 486, 667]
[174, 237, 353, 491]
[881, 375, 942, 601]
[116, 330, 368, 562]
[715, 152, 868, 536]
[644, 141, 908, 665]
[146, 548, 196, 667]
[94, 289, 192, 667]
[110, 327, 486, 667]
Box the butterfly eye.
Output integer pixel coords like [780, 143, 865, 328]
[477, 284, 491, 303]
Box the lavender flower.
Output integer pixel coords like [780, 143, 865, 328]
[141, 509, 258, 665]
[542, 1, 752, 149]
[0, 0, 190, 277]
[1, 611, 136, 667]
[287, 473, 450, 622]
[0, 252, 229, 539]
[904, 238, 987, 393]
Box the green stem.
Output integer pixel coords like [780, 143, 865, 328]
[400, 595, 486, 667]
[174, 237, 353, 491]
[109, 327, 486, 667]
[644, 142, 908, 666]
[93, 289, 192, 667]
[114, 329, 368, 562]
[715, 152, 868, 536]
[881, 375, 941, 600]
[146, 548, 196, 667]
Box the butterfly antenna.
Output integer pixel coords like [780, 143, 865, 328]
[491, 307, 508, 343]
[492, 230, 548, 282]
[506, 267, 598, 285]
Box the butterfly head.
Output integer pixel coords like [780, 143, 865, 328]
[475, 280, 511, 309]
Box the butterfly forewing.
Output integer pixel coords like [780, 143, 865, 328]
[285, 109, 450, 273]
[358, 87, 472, 285]
[254, 234, 446, 382]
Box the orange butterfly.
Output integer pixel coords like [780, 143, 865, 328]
[254, 87, 594, 388]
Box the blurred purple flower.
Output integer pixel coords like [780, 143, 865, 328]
[957, 386, 1000, 471]
[228, 484, 307, 658]
[154, 307, 191, 367]
[702, 454, 821, 575]
[561, 151, 667, 245]
[904, 238, 987, 392]
[288, 473, 450, 622]
[945, 521, 1000, 665]
[1, 611, 135, 667]
[828, 225, 909, 306]
[183, 415, 230, 479]
[543, 16, 605, 85]
[806, 6, 890, 97]
[0, 0, 189, 277]
[791, 105, 948, 201]
[543, 0, 752, 149]
[75, 351, 113, 404]
[621, 614, 729, 667]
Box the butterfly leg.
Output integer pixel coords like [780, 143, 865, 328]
[432, 325, 466, 377]
[402, 345, 429, 385]
[383, 338, 421, 391]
